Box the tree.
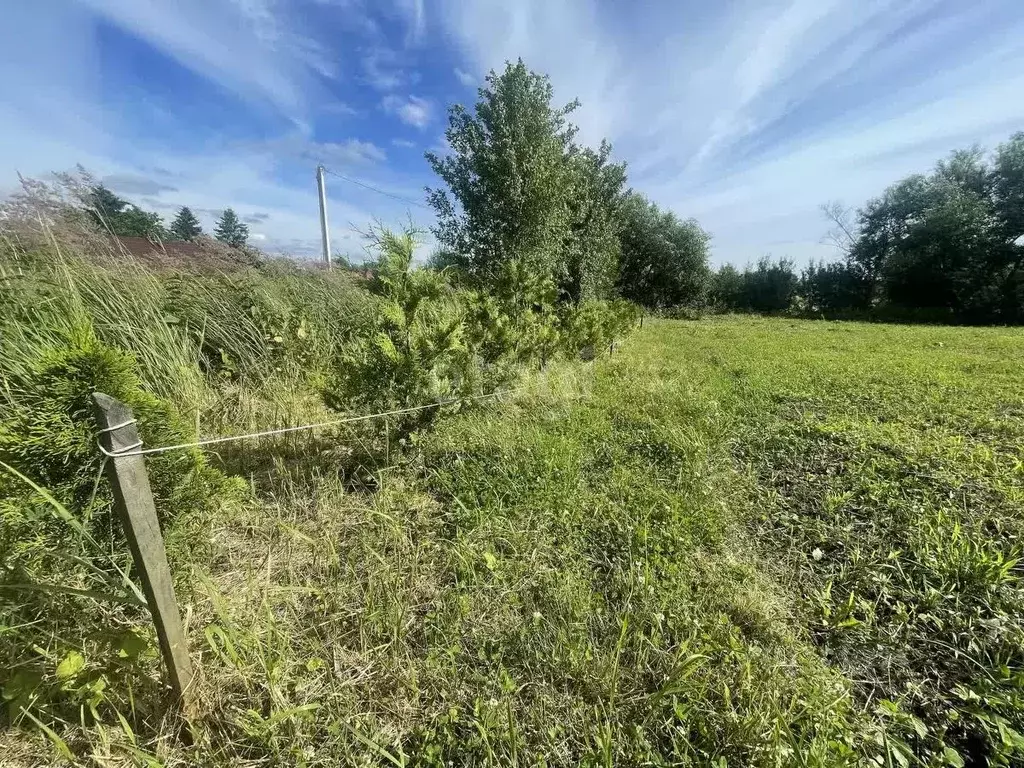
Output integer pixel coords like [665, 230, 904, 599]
[992, 133, 1024, 245]
[426, 60, 581, 287]
[214, 208, 248, 248]
[616, 192, 710, 308]
[848, 174, 932, 297]
[843, 140, 1024, 322]
[881, 180, 1003, 318]
[991, 133, 1024, 321]
[169, 206, 203, 241]
[561, 141, 628, 301]
[820, 201, 858, 258]
[711, 264, 745, 310]
[87, 184, 126, 229]
[86, 184, 166, 239]
[801, 260, 871, 313]
[741, 257, 798, 313]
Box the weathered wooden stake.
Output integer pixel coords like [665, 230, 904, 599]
[93, 393, 194, 705]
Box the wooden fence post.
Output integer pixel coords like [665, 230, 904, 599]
[93, 393, 194, 705]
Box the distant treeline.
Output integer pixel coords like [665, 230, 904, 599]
[706, 134, 1024, 324]
[86, 184, 252, 248]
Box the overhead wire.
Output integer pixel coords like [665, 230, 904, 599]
[321, 167, 430, 210]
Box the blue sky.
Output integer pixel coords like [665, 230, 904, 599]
[2, 0, 1024, 264]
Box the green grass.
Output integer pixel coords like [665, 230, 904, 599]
[4, 315, 1023, 766]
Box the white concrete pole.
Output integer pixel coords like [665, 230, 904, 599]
[316, 165, 332, 268]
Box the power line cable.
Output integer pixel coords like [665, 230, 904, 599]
[322, 167, 430, 210]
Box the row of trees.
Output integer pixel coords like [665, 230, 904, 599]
[657, 133, 1024, 323]
[808, 135, 1024, 322]
[87, 185, 251, 247]
[424, 63, 1024, 324]
[425, 60, 711, 309]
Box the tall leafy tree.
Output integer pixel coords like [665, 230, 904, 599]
[844, 139, 1024, 321]
[848, 174, 933, 296]
[991, 133, 1024, 318]
[881, 180, 1003, 319]
[992, 133, 1024, 244]
[169, 206, 203, 241]
[214, 208, 248, 248]
[426, 60, 580, 287]
[561, 141, 627, 301]
[616, 192, 710, 308]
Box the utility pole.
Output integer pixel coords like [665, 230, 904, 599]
[316, 165, 332, 268]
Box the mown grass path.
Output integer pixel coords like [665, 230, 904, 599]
[415, 317, 1024, 765]
[627, 317, 1024, 766]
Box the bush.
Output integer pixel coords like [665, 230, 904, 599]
[323, 229, 472, 416]
[325, 230, 643, 419]
[801, 260, 872, 314]
[0, 339, 240, 726]
[462, 259, 562, 371]
[617, 192, 711, 309]
[710, 264, 745, 311]
[742, 257, 799, 313]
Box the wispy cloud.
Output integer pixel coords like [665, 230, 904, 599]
[75, 0, 327, 122]
[382, 95, 432, 129]
[4, 0, 1024, 266]
[102, 173, 179, 196]
[362, 45, 410, 91]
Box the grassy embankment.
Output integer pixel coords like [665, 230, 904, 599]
[3, 261, 1023, 766]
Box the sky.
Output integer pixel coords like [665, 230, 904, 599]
[2, 0, 1023, 265]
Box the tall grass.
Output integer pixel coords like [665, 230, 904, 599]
[0, 216, 646, 764]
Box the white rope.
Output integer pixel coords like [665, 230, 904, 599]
[96, 389, 517, 458]
[98, 418, 137, 433]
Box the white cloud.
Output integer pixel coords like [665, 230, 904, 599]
[454, 67, 475, 87]
[382, 95, 432, 129]
[322, 101, 359, 116]
[392, 138, 417, 149]
[362, 45, 409, 91]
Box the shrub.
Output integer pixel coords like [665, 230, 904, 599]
[742, 257, 799, 313]
[463, 259, 561, 371]
[801, 260, 872, 313]
[325, 229, 642, 418]
[710, 264, 745, 311]
[0, 339, 240, 726]
[323, 229, 471, 416]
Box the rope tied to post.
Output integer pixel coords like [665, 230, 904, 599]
[96, 389, 517, 458]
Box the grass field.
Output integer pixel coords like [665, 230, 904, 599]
[4, 316, 1023, 766]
